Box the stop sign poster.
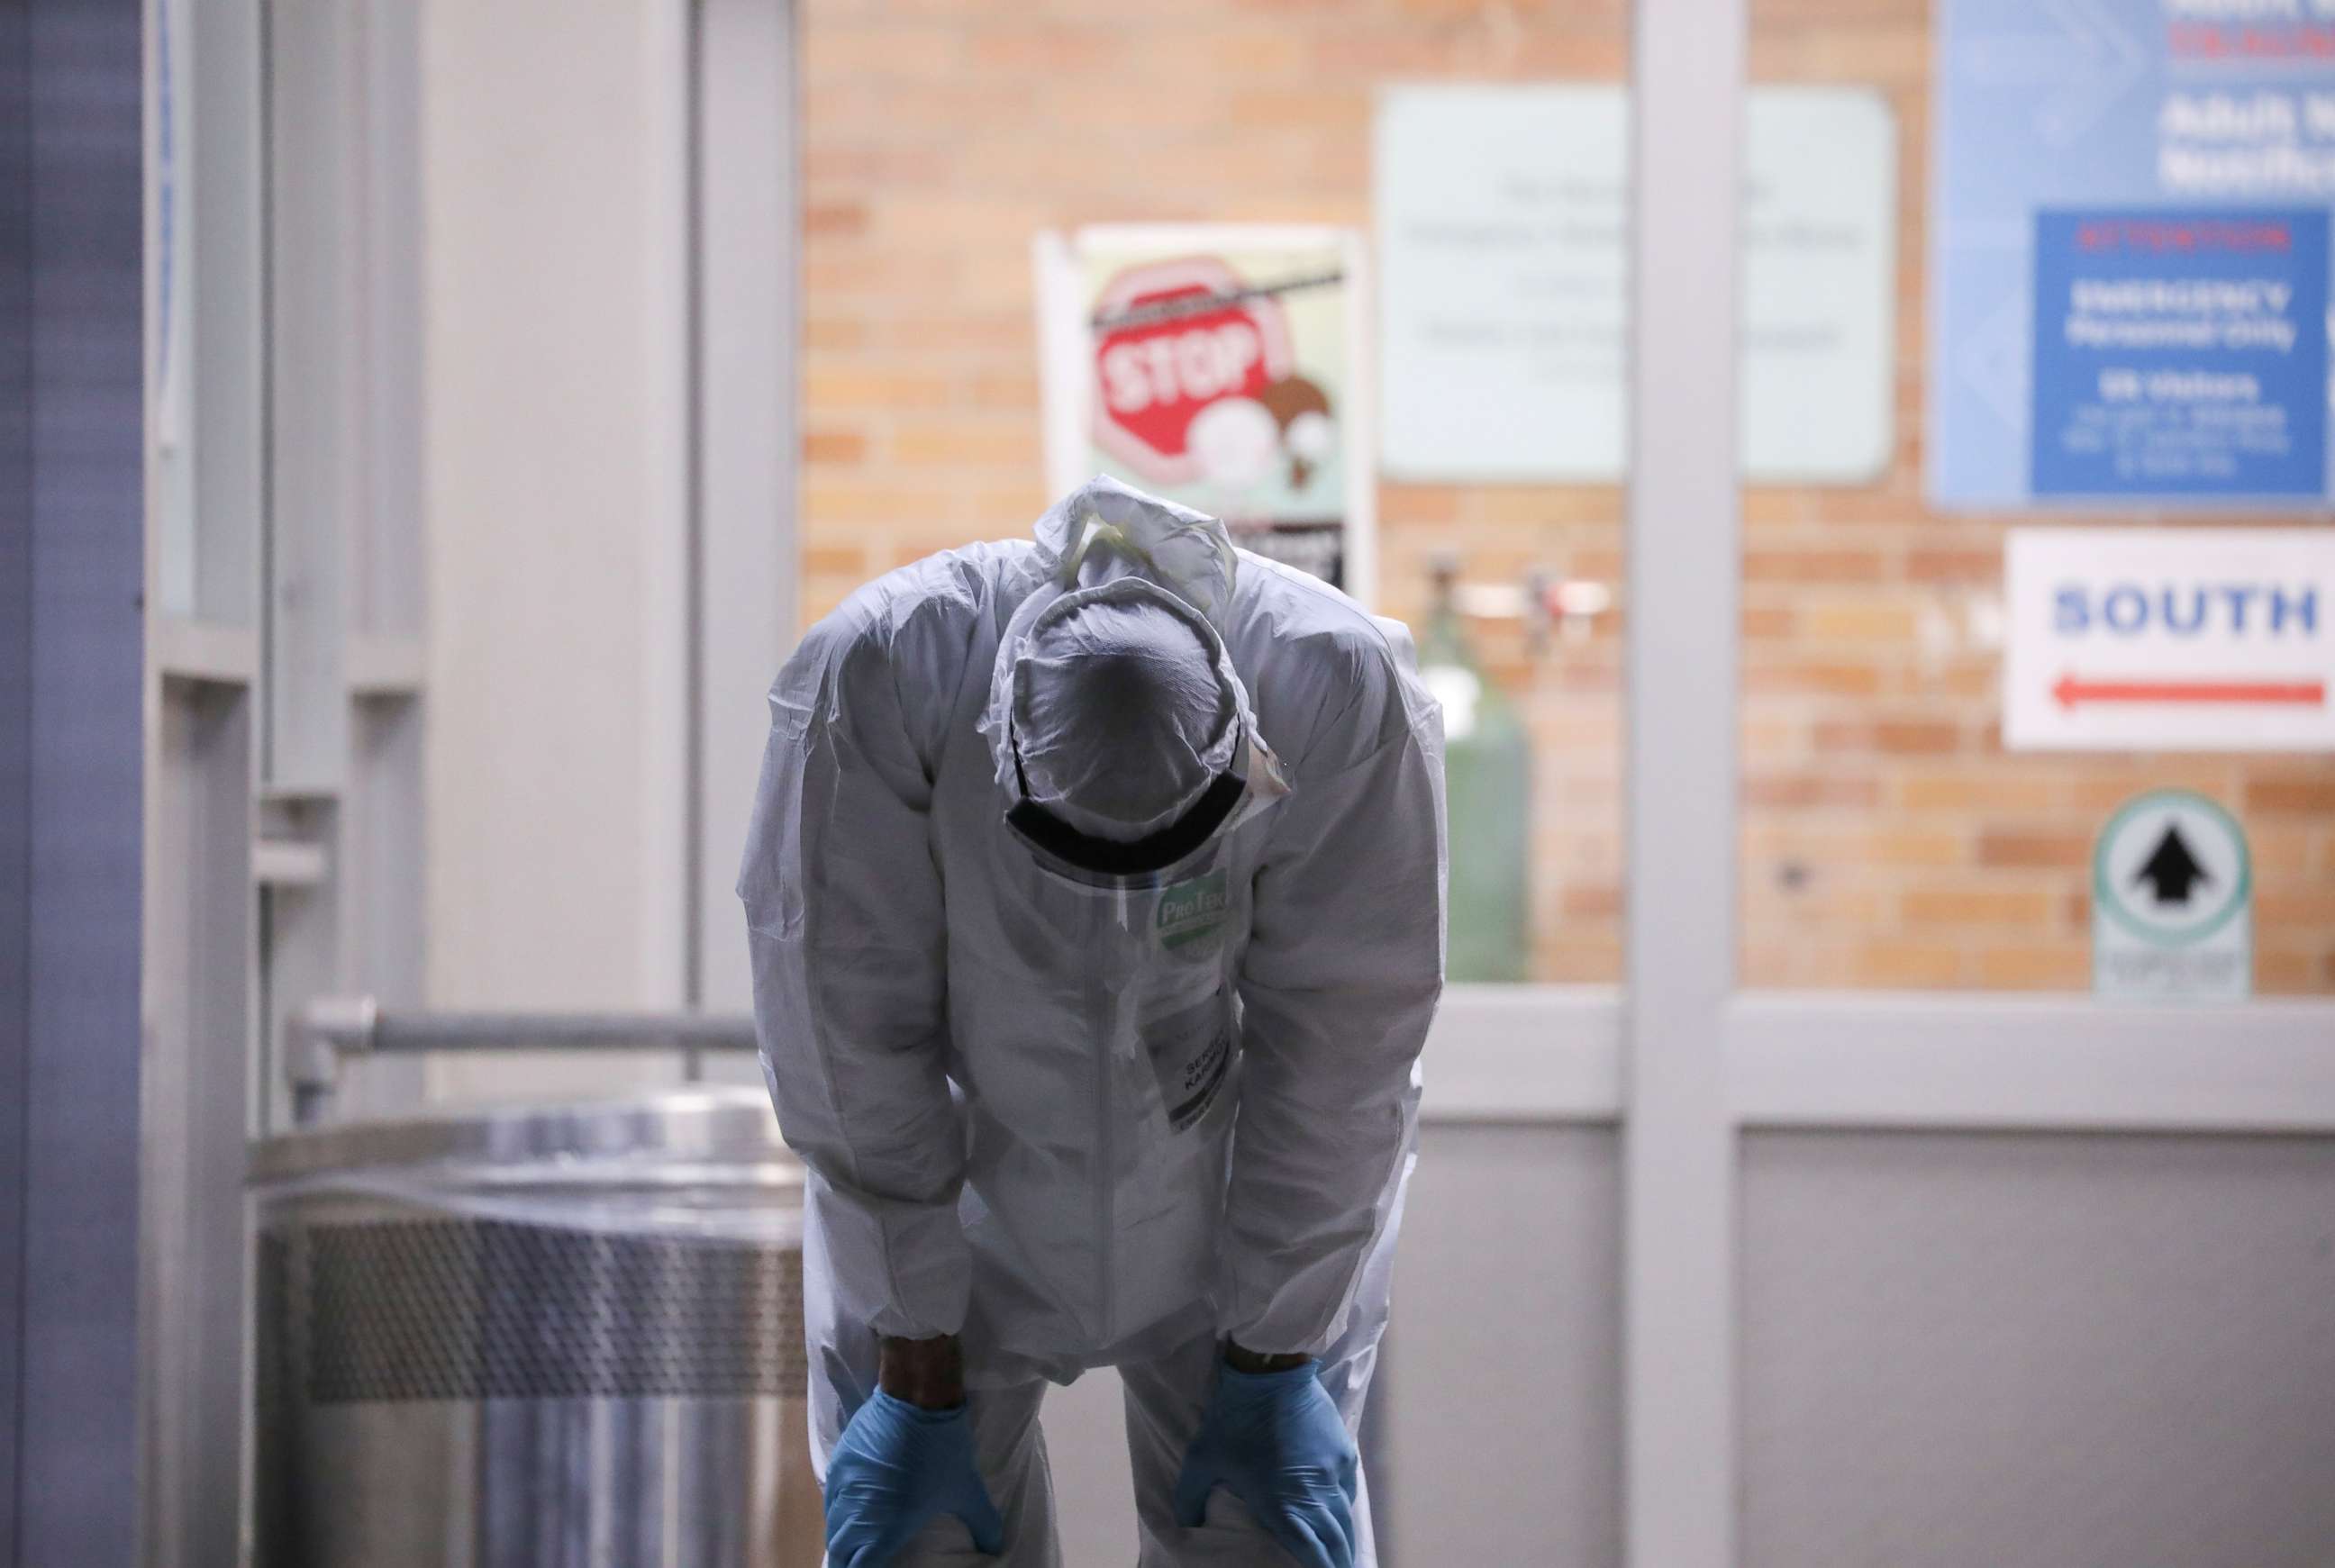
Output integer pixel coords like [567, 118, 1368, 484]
[1037, 225, 1374, 598]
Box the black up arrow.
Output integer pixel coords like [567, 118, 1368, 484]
[2134, 824, 2212, 907]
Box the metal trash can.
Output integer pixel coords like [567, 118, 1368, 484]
[250, 1089, 821, 1567]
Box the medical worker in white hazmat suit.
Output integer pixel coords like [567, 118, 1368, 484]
[740, 477, 1445, 1568]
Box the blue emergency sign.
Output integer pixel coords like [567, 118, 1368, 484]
[1931, 0, 2335, 507]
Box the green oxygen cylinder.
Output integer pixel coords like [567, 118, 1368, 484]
[1415, 557, 1532, 983]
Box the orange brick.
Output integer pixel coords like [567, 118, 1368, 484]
[1743, 489, 1813, 528]
[1538, 936, 1622, 985]
[1743, 660, 1884, 698]
[1860, 829, 1968, 867]
[804, 202, 871, 237]
[2258, 888, 2335, 926]
[1801, 601, 1921, 641]
[900, 321, 1042, 361]
[1901, 885, 2058, 928]
[803, 316, 869, 352]
[2255, 948, 2317, 993]
[1976, 828, 2090, 869]
[1741, 941, 1856, 988]
[1313, 34, 1467, 77]
[959, 369, 1040, 411]
[1813, 718, 1961, 756]
[1775, 25, 1928, 82]
[1142, 29, 1310, 78]
[2247, 777, 2335, 816]
[1744, 774, 1883, 811]
[804, 365, 953, 412]
[810, 25, 967, 80]
[1851, 940, 1964, 988]
[1906, 546, 2000, 583]
[1899, 769, 2062, 812]
[2249, 825, 2316, 872]
[1227, 86, 1368, 131]
[953, 478, 1050, 528]
[889, 421, 1041, 469]
[1510, 30, 1631, 77]
[803, 145, 954, 189]
[1976, 944, 2089, 990]
[1810, 488, 1936, 528]
[803, 430, 868, 466]
[803, 480, 959, 525]
[1561, 884, 1622, 920]
[1566, 546, 1624, 581]
[971, 23, 1121, 72]
[802, 545, 868, 578]
[2069, 769, 2240, 814]
[1744, 548, 1889, 584]
[802, 252, 963, 299]
[1379, 485, 1464, 525]
[1748, 891, 1885, 942]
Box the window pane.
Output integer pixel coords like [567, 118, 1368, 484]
[1740, 0, 2335, 994]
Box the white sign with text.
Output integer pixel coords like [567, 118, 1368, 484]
[1375, 85, 1897, 482]
[2004, 529, 2334, 753]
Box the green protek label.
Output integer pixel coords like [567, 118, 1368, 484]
[1157, 869, 1230, 950]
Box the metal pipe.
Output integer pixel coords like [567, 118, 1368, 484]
[367, 1011, 757, 1054]
[287, 997, 757, 1125]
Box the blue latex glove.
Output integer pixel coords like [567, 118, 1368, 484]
[823, 1390, 1004, 1568]
[1172, 1361, 1359, 1568]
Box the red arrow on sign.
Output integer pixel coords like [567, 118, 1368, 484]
[2054, 673, 2328, 711]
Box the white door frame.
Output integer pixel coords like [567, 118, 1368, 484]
[690, 0, 799, 1017]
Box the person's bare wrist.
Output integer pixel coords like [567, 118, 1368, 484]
[877, 1333, 967, 1410]
[1222, 1338, 1312, 1375]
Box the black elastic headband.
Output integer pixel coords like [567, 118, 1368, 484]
[1006, 767, 1248, 878]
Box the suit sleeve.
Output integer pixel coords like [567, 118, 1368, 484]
[1222, 648, 1446, 1356]
[738, 612, 968, 1342]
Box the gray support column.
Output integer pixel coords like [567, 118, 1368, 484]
[1623, 1, 1745, 1565]
[0, 3, 28, 1546]
[0, 2, 148, 1563]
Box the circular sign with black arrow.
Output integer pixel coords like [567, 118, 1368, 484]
[2091, 788, 2252, 1000]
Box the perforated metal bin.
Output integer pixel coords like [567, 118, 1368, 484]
[250, 1090, 820, 1568]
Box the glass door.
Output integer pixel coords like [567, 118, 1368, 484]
[1619, 1, 2335, 1564]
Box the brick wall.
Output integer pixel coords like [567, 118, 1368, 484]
[798, 0, 2335, 993]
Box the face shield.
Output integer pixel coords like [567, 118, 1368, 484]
[984, 576, 1287, 893]
[1004, 732, 1288, 893]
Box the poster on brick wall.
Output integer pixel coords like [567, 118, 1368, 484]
[2003, 527, 2334, 750]
[1931, 0, 2335, 508]
[1372, 84, 1898, 485]
[1035, 224, 1376, 603]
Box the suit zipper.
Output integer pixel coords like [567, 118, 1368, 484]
[1091, 892, 1119, 1342]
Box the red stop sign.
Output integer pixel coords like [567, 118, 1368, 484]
[1090, 257, 1294, 486]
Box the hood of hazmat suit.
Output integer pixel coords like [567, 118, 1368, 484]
[740, 476, 1445, 1451]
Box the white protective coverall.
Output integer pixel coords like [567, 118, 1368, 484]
[740, 477, 1445, 1567]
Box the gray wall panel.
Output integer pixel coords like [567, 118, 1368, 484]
[1742, 1130, 2335, 1568]
[1386, 1124, 1622, 1568]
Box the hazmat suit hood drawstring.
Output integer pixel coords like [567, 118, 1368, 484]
[1030, 475, 1239, 627]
